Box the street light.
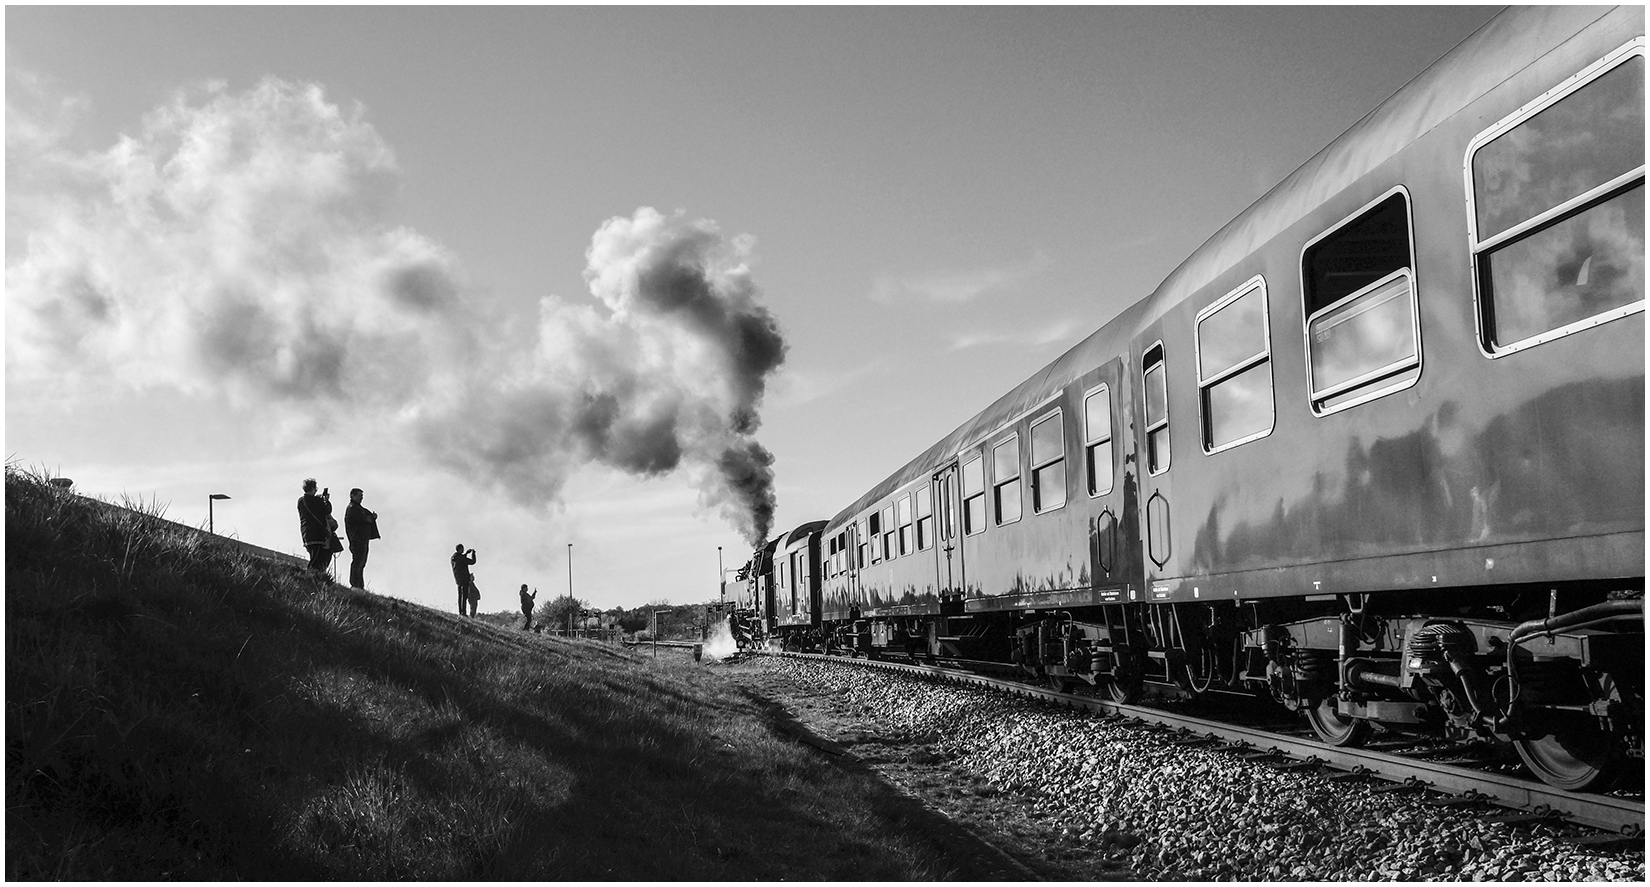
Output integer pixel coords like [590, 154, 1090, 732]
[566, 543, 574, 633]
[208, 493, 231, 534]
[718, 545, 724, 604]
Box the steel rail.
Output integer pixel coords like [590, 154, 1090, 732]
[782, 652, 1644, 837]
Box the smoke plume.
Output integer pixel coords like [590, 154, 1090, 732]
[414, 207, 787, 545]
[6, 75, 786, 545]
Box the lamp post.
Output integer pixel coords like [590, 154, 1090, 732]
[566, 543, 574, 633]
[208, 493, 231, 534]
[718, 546, 724, 605]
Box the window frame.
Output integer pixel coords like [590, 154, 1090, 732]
[1142, 341, 1171, 475]
[896, 494, 914, 556]
[914, 485, 934, 551]
[1465, 39, 1646, 358]
[1082, 383, 1115, 497]
[1195, 275, 1276, 453]
[961, 453, 987, 536]
[1298, 186, 1421, 417]
[880, 503, 897, 561]
[1028, 409, 1067, 514]
[991, 433, 1023, 527]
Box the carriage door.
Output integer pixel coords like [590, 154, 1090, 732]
[1140, 341, 1173, 575]
[846, 521, 861, 608]
[933, 461, 965, 609]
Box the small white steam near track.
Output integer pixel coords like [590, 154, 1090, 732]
[758, 657, 1643, 881]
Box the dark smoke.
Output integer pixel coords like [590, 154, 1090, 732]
[413, 207, 789, 544]
[716, 441, 778, 547]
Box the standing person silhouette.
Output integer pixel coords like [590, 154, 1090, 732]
[451, 544, 476, 616]
[519, 584, 537, 631]
[344, 488, 379, 589]
[297, 479, 333, 575]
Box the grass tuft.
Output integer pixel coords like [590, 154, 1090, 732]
[6, 466, 981, 879]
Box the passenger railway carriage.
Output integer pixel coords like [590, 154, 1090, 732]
[744, 6, 1644, 792]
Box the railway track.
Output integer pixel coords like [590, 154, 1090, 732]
[778, 651, 1644, 840]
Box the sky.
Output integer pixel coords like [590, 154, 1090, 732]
[5, 5, 1505, 615]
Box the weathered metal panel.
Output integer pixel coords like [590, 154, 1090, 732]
[1139, 9, 1645, 601]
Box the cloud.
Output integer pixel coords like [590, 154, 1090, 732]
[869, 250, 1050, 304]
[947, 318, 1082, 352]
[6, 77, 789, 547]
[6, 77, 467, 411]
[1096, 231, 1163, 255]
[767, 362, 882, 408]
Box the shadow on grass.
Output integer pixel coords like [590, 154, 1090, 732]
[6, 469, 982, 880]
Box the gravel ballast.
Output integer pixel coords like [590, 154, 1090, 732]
[739, 656, 1644, 881]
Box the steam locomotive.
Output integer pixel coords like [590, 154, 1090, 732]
[735, 6, 1645, 793]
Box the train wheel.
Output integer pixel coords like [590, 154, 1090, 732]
[1305, 699, 1371, 747]
[1045, 673, 1073, 693]
[1513, 714, 1623, 792]
[1105, 674, 1142, 704]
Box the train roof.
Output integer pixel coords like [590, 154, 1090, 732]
[824, 6, 1641, 533]
[783, 520, 828, 547]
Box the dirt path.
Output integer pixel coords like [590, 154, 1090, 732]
[721, 659, 1138, 881]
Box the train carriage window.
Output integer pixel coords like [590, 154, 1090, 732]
[881, 504, 897, 560]
[1196, 277, 1275, 451]
[789, 552, 802, 614]
[1469, 49, 1644, 355]
[896, 494, 914, 555]
[962, 455, 986, 535]
[1029, 412, 1066, 513]
[992, 435, 1023, 526]
[1302, 190, 1419, 414]
[915, 485, 934, 550]
[1143, 344, 1171, 474]
[864, 515, 880, 564]
[1083, 385, 1114, 496]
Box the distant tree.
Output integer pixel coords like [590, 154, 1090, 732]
[610, 607, 650, 633]
[539, 593, 587, 631]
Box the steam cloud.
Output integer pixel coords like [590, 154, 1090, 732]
[6, 76, 787, 545]
[414, 207, 787, 545]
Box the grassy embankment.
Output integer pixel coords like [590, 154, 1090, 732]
[5, 467, 965, 879]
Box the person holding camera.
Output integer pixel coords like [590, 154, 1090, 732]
[520, 584, 537, 631]
[344, 488, 380, 589]
[297, 479, 334, 575]
[451, 543, 477, 616]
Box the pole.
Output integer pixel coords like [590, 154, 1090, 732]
[208, 493, 231, 535]
[718, 545, 724, 605]
[566, 542, 574, 636]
